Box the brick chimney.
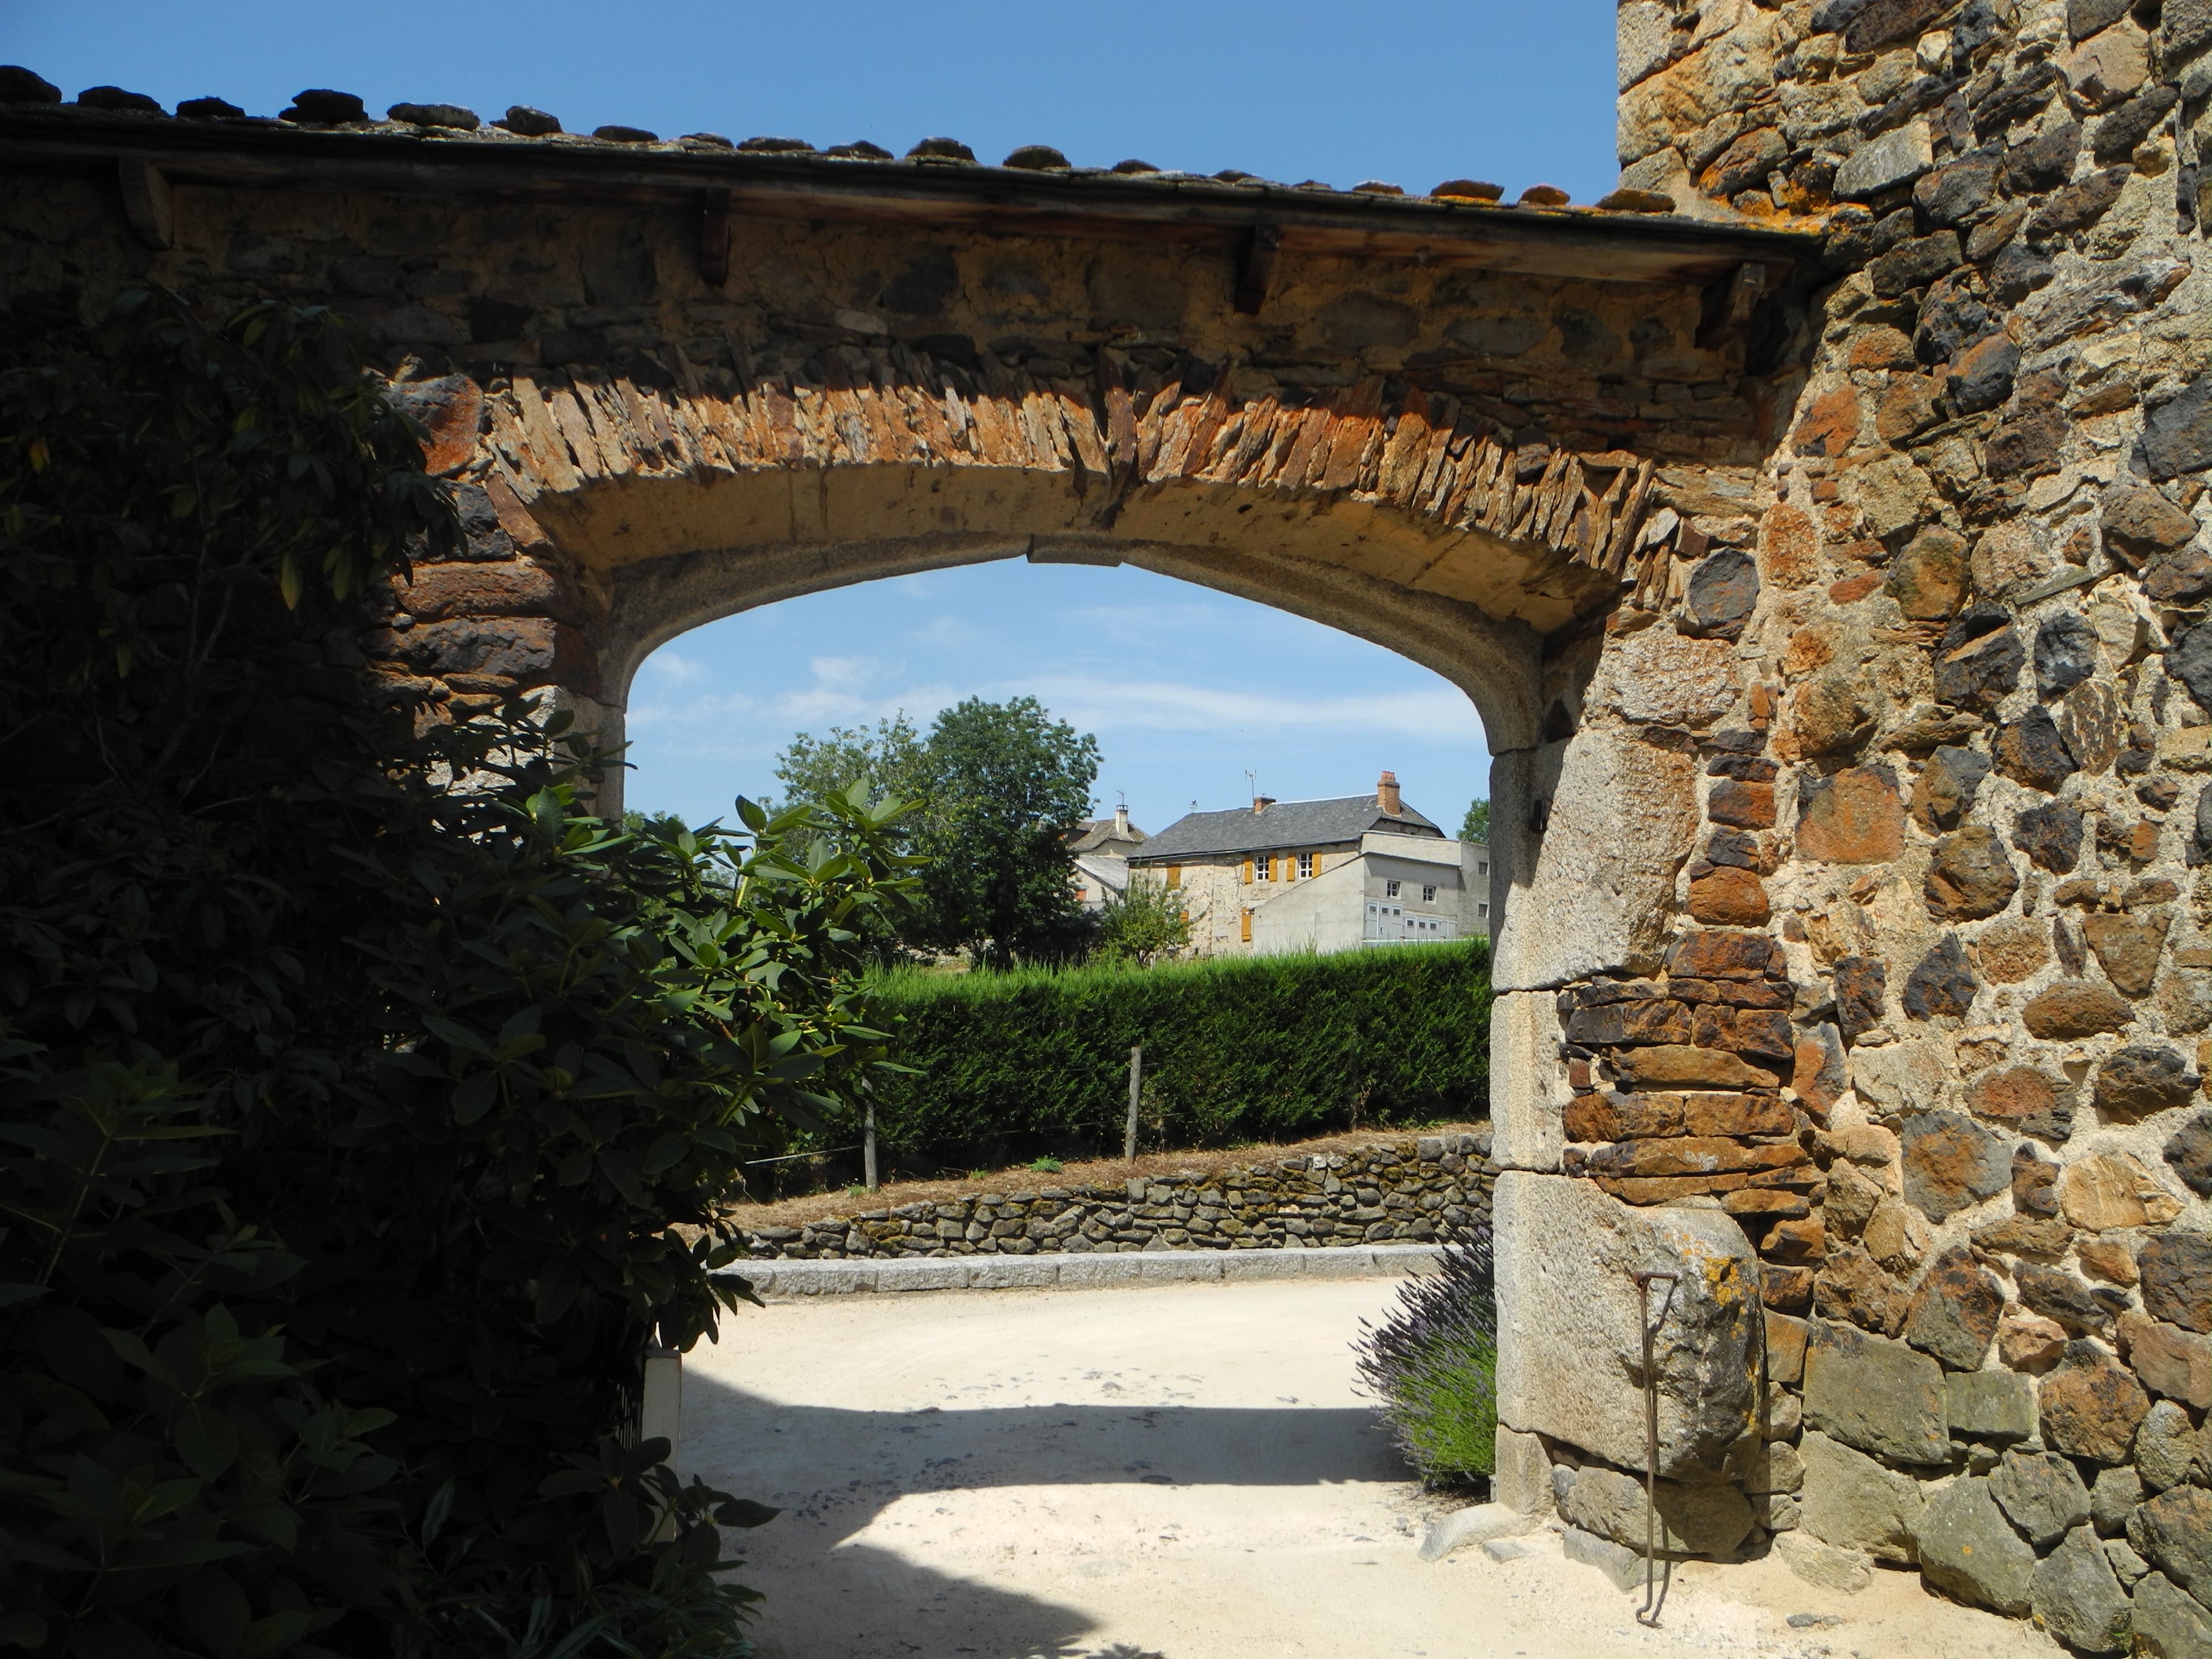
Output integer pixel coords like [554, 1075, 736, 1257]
[1378, 771, 1402, 815]
[1252, 794, 1275, 814]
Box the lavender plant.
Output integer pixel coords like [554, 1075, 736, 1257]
[1352, 1233, 1497, 1484]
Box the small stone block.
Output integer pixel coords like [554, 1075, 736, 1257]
[876, 1259, 970, 1292]
[1219, 1249, 1303, 1279]
[1494, 1426, 1555, 1517]
[1142, 1253, 1226, 1282]
[774, 1263, 877, 1295]
[1767, 1311, 1810, 1384]
[974, 1257, 1059, 1289]
[1563, 1526, 1647, 1592]
[1303, 1248, 1379, 1278]
[1418, 1501, 1533, 1562]
[1482, 1536, 1543, 1562]
[1054, 1255, 1133, 1285]
[1944, 1370, 2037, 1442]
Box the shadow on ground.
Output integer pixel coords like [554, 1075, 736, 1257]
[683, 1378, 1412, 1659]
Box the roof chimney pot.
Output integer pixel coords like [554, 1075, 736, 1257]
[1378, 771, 1402, 815]
[1252, 795, 1275, 814]
[1113, 804, 1129, 836]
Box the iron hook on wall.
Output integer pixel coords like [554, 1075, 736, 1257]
[1632, 1269, 1679, 1629]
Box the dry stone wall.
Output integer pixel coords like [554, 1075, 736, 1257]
[739, 1131, 1496, 1261]
[1493, 1, 2211, 1644]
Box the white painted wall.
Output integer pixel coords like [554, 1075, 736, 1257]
[1248, 833, 1490, 956]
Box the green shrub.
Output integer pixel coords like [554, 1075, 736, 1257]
[1353, 1238, 1497, 1483]
[863, 942, 1489, 1165]
[0, 289, 910, 1657]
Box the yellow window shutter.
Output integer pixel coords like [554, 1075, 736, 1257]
[1241, 908, 1253, 942]
[1242, 857, 1253, 883]
[1167, 864, 1181, 889]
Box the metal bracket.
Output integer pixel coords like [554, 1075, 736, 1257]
[1634, 1270, 1680, 1629]
[118, 156, 173, 250]
[1233, 223, 1280, 316]
[1694, 261, 1767, 350]
[699, 187, 732, 286]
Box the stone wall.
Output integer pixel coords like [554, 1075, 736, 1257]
[1489, 2, 2211, 1647]
[739, 1131, 1495, 1260]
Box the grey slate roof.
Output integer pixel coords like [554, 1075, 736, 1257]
[1128, 796, 1442, 862]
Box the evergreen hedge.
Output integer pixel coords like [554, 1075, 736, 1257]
[866, 942, 1491, 1165]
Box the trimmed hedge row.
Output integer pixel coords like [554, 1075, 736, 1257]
[866, 941, 1491, 1165]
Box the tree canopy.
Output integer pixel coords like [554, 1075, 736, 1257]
[1460, 798, 1490, 844]
[773, 696, 1101, 968]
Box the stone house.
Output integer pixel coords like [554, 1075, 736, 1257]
[1125, 772, 1491, 956]
[1065, 804, 1146, 911]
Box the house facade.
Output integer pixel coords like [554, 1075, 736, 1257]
[1125, 773, 1489, 958]
[1064, 804, 1146, 912]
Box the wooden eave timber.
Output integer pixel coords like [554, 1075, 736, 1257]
[0, 107, 1823, 288]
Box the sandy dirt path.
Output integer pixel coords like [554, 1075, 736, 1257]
[680, 1278, 2056, 1659]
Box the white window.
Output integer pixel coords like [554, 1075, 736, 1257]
[1478, 902, 1490, 917]
[1385, 879, 1400, 898]
[1422, 884, 1436, 903]
[1298, 853, 1315, 879]
[1477, 860, 1489, 875]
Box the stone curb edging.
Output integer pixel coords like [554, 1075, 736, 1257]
[719, 1242, 1444, 1298]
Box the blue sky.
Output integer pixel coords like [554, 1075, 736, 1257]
[626, 561, 1490, 837]
[6, 0, 1614, 837]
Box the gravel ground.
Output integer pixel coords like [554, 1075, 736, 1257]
[679, 1278, 2058, 1659]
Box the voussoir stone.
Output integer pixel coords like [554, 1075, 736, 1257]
[1989, 1446, 2092, 1546]
[1494, 1174, 1761, 1478]
[1805, 1319, 1949, 1465]
[2031, 1523, 2134, 1654]
[1914, 1476, 2039, 1615]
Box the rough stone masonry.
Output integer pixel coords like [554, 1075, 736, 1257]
[1, 0, 2210, 1640]
[739, 1132, 1495, 1261]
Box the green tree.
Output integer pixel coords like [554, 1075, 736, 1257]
[771, 714, 926, 822]
[1094, 873, 1197, 967]
[908, 696, 1099, 968]
[1460, 798, 1490, 844]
